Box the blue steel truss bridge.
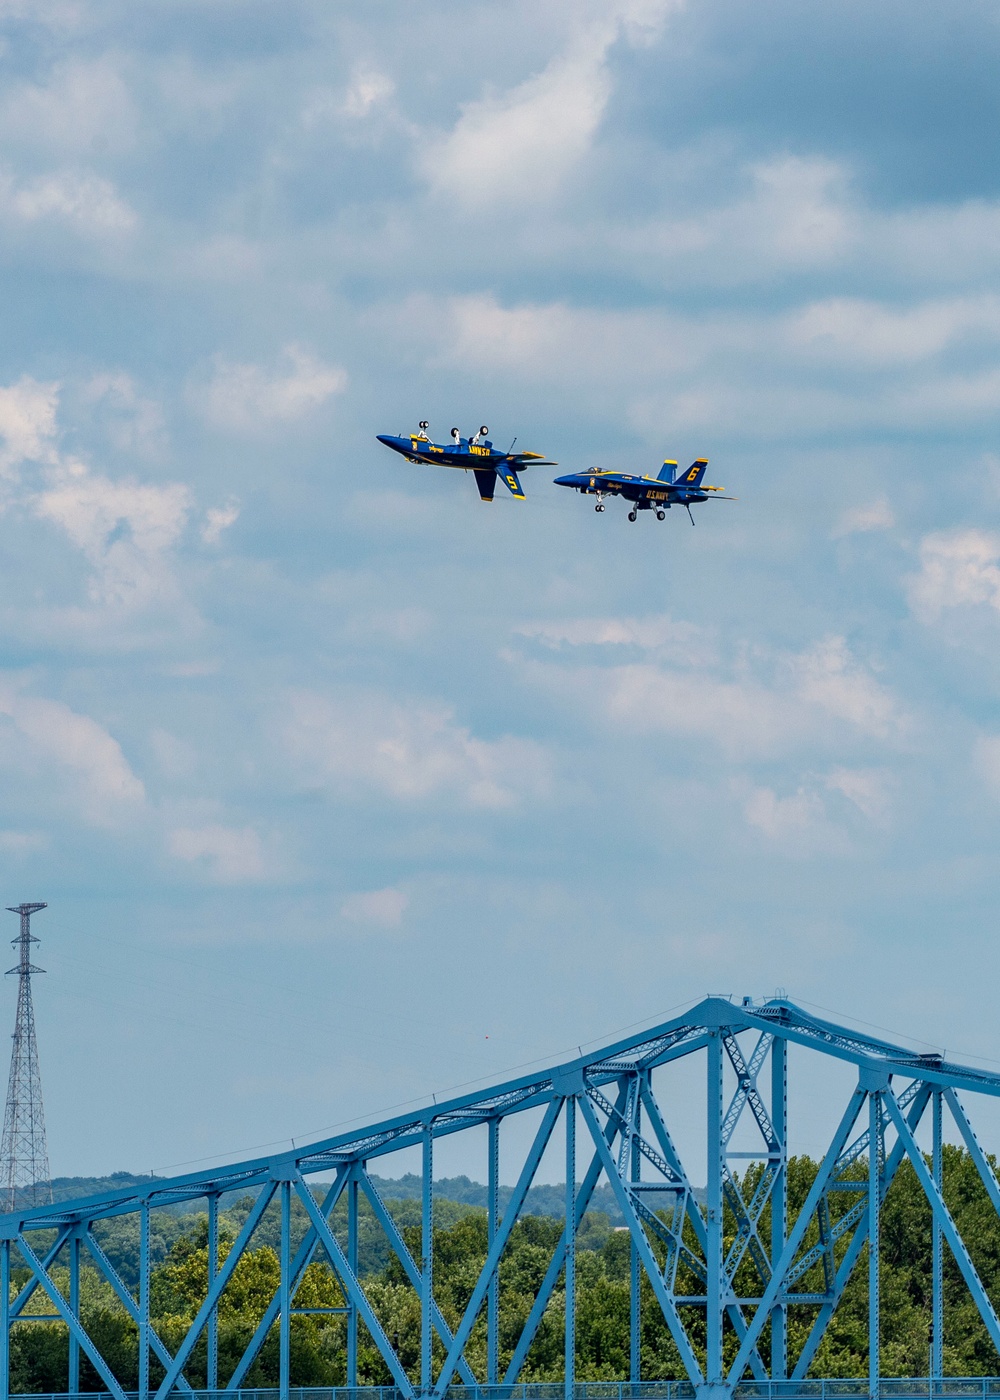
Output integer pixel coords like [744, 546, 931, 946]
[5, 997, 1000, 1400]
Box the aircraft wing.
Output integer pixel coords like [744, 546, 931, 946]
[474, 469, 497, 502]
[498, 466, 526, 500]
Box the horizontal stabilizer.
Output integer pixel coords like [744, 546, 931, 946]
[658, 460, 678, 483]
[678, 459, 708, 488]
[499, 466, 526, 500]
[474, 469, 497, 502]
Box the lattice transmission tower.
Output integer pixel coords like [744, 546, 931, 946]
[0, 903, 52, 1213]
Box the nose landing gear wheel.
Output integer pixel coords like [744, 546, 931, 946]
[656, 510, 666, 520]
[595, 503, 605, 512]
[628, 510, 638, 522]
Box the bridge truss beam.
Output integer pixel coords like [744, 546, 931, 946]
[4, 996, 1000, 1400]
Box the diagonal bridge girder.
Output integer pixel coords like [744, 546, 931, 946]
[4, 995, 1000, 1400]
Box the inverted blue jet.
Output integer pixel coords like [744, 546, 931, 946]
[377, 424, 556, 501]
[553, 458, 734, 523]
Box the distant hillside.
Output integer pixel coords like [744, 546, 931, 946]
[367, 1172, 628, 1222]
[45, 1170, 699, 1222]
[49, 1171, 163, 1202]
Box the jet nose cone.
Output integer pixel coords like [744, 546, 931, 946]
[553, 474, 577, 485]
[376, 434, 395, 445]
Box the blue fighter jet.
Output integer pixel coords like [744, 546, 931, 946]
[553, 458, 733, 523]
[377, 424, 556, 501]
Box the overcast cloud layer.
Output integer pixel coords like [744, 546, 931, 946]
[2, 0, 1000, 1178]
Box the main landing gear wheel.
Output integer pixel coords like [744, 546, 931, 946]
[656, 510, 666, 520]
[628, 509, 638, 522]
[595, 503, 605, 512]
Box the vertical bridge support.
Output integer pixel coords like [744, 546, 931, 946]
[865, 1078, 883, 1400]
[565, 1094, 576, 1400]
[705, 1028, 725, 1398]
[4, 996, 1000, 1400]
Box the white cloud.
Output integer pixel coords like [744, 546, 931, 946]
[0, 830, 48, 856]
[512, 628, 903, 759]
[744, 785, 826, 839]
[0, 0, 82, 25]
[0, 376, 195, 633]
[0, 167, 136, 235]
[168, 824, 271, 883]
[741, 782, 852, 856]
[601, 662, 800, 756]
[425, 39, 611, 205]
[609, 155, 857, 282]
[201, 498, 240, 545]
[34, 462, 191, 611]
[82, 373, 165, 457]
[197, 345, 346, 433]
[516, 613, 713, 663]
[887, 365, 1000, 426]
[0, 56, 136, 156]
[741, 156, 856, 266]
[162, 661, 220, 679]
[340, 67, 394, 119]
[833, 496, 895, 537]
[298, 69, 398, 132]
[874, 197, 1000, 288]
[790, 636, 901, 739]
[0, 376, 59, 478]
[423, 2, 675, 205]
[0, 685, 144, 825]
[611, 153, 1000, 293]
[423, 292, 691, 384]
[341, 886, 408, 929]
[788, 296, 1000, 367]
[825, 767, 893, 825]
[400, 282, 1000, 444]
[906, 529, 1000, 622]
[284, 688, 552, 809]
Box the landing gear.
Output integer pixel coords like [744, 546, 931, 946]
[628, 509, 638, 522]
[656, 510, 666, 521]
[595, 502, 605, 512]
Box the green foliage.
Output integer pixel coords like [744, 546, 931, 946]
[10, 1148, 1000, 1391]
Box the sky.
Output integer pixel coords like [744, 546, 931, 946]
[3, 0, 1000, 1185]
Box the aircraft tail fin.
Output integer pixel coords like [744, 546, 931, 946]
[678, 459, 708, 488]
[498, 466, 526, 500]
[658, 460, 678, 483]
[474, 469, 497, 502]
